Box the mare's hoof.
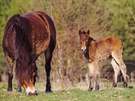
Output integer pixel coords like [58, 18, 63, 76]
[45, 90, 52, 93]
[112, 83, 117, 87]
[123, 82, 128, 88]
[95, 85, 100, 91]
[7, 88, 12, 92]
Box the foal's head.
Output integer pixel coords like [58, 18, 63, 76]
[79, 30, 90, 53]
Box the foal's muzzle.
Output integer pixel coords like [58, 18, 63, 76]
[81, 47, 86, 54]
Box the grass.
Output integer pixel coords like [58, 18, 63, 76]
[0, 82, 135, 101]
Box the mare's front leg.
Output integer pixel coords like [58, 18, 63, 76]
[17, 83, 22, 92]
[44, 49, 53, 92]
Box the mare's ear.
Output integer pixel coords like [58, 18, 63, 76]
[79, 30, 82, 36]
[87, 30, 90, 35]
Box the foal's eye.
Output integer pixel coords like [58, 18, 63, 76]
[86, 39, 88, 42]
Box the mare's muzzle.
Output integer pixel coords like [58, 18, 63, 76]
[28, 91, 38, 96]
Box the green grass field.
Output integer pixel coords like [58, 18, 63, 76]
[0, 82, 135, 101]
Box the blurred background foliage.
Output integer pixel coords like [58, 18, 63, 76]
[0, 0, 135, 87]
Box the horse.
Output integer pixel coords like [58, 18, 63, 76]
[2, 11, 56, 95]
[79, 30, 128, 91]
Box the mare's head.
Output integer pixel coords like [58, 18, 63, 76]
[79, 30, 90, 53]
[10, 14, 38, 95]
[16, 57, 37, 95]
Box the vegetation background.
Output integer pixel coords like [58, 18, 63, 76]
[0, 0, 135, 97]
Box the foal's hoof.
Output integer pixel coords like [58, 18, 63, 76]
[112, 83, 117, 87]
[95, 85, 100, 91]
[123, 82, 128, 88]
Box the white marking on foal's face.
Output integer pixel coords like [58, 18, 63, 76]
[81, 46, 86, 52]
[79, 30, 90, 53]
[80, 39, 88, 53]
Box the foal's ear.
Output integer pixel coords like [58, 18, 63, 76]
[79, 30, 82, 36]
[87, 30, 90, 35]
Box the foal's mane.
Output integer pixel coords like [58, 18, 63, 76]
[87, 37, 95, 46]
[5, 14, 32, 62]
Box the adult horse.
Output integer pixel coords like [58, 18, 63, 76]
[79, 30, 128, 91]
[2, 11, 56, 95]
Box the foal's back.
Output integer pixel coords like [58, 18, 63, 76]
[89, 36, 123, 61]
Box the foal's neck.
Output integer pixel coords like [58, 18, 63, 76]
[84, 37, 95, 61]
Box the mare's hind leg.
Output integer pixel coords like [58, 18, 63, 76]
[44, 48, 54, 92]
[111, 58, 120, 87]
[5, 55, 14, 91]
[6, 55, 22, 92]
[112, 52, 128, 87]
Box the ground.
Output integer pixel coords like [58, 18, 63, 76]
[0, 82, 135, 101]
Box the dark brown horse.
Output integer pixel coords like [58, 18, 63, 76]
[2, 11, 56, 95]
[79, 30, 128, 91]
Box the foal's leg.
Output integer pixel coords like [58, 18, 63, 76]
[5, 55, 14, 91]
[95, 73, 100, 90]
[118, 60, 128, 87]
[111, 58, 120, 87]
[44, 48, 54, 92]
[94, 62, 100, 91]
[112, 52, 128, 87]
[88, 76, 94, 91]
[88, 62, 95, 91]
